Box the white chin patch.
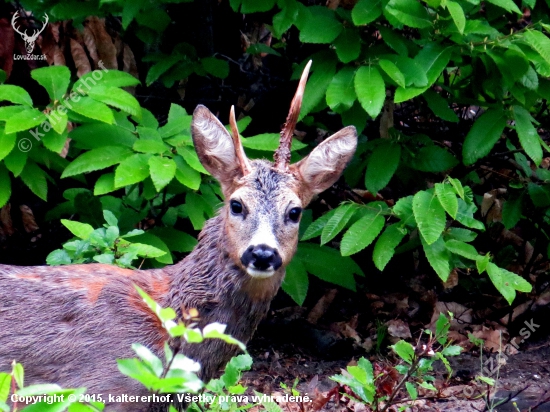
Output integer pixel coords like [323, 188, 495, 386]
[246, 267, 275, 279]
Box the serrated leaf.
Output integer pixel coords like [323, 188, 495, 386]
[299, 6, 343, 44]
[379, 59, 406, 88]
[299, 54, 337, 120]
[62, 146, 133, 178]
[386, 0, 432, 28]
[301, 209, 338, 240]
[20, 160, 47, 201]
[486, 0, 522, 13]
[502, 192, 523, 229]
[201, 57, 230, 79]
[0, 129, 16, 161]
[149, 156, 176, 192]
[365, 140, 401, 194]
[445, 239, 478, 260]
[341, 208, 386, 256]
[413, 190, 446, 245]
[0, 85, 32, 106]
[421, 235, 451, 281]
[134, 140, 168, 154]
[115, 153, 151, 188]
[0, 164, 11, 208]
[321, 203, 359, 245]
[446, 1, 465, 34]
[173, 155, 201, 190]
[74, 70, 140, 90]
[69, 123, 136, 149]
[513, 105, 542, 166]
[352, 0, 382, 25]
[486, 262, 531, 305]
[406, 382, 418, 400]
[88, 86, 142, 118]
[31, 66, 70, 101]
[282, 257, 308, 305]
[392, 340, 415, 363]
[355, 65, 385, 118]
[462, 109, 507, 165]
[62, 219, 94, 239]
[5, 107, 47, 134]
[240, 133, 307, 151]
[373, 224, 407, 270]
[435, 183, 458, 219]
[69, 96, 114, 124]
[334, 29, 362, 63]
[326, 67, 357, 113]
[456, 199, 485, 230]
[423, 90, 458, 122]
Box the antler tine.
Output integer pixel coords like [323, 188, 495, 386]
[11, 11, 25, 37]
[274, 60, 312, 172]
[229, 105, 252, 176]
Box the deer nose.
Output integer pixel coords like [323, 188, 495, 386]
[241, 244, 282, 271]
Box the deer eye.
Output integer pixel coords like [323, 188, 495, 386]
[288, 207, 302, 223]
[230, 200, 243, 215]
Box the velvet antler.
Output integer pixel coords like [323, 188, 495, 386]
[229, 105, 252, 176]
[274, 60, 312, 172]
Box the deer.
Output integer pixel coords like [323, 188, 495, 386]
[0, 61, 357, 411]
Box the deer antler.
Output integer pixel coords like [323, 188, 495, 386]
[11, 11, 26, 38]
[229, 105, 252, 176]
[274, 60, 312, 172]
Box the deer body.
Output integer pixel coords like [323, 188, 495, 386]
[0, 63, 357, 411]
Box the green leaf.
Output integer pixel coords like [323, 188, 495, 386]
[73, 69, 140, 90]
[486, 0, 522, 13]
[69, 96, 114, 124]
[462, 109, 507, 165]
[435, 183, 458, 219]
[241, 133, 307, 151]
[0, 129, 16, 161]
[299, 55, 337, 120]
[282, 257, 308, 305]
[174, 155, 201, 190]
[410, 145, 458, 172]
[393, 195, 415, 227]
[240, 0, 276, 12]
[62, 146, 133, 178]
[423, 90, 458, 122]
[392, 340, 415, 363]
[5, 107, 47, 134]
[352, 0, 382, 25]
[528, 182, 550, 207]
[513, 106, 542, 166]
[297, 243, 363, 290]
[379, 26, 408, 56]
[365, 140, 401, 194]
[247, 43, 282, 57]
[0, 85, 32, 106]
[42, 129, 68, 153]
[321, 203, 359, 245]
[379, 59, 406, 88]
[272, 0, 299, 36]
[446, 1, 465, 34]
[62, 219, 94, 239]
[334, 29, 362, 63]
[406, 382, 418, 400]
[341, 208, 386, 256]
[88, 86, 142, 118]
[301, 209, 338, 240]
[69, 123, 137, 149]
[134, 140, 168, 154]
[4, 149, 27, 177]
[0, 105, 26, 121]
[159, 104, 192, 138]
[446, 227, 477, 242]
[299, 6, 343, 44]
[115, 153, 151, 188]
[20, 161, 47, 201]
[178, 146, 209, 174]
[386, 0, 432, 28]
[146, 55, 181, 86]
[524, 30, 550, 68]
[373, 224, 407, 270]
[413, 190, 446, 245]
[0, 164, 11, 208]
[201, 57, 230, 79]
[31, 66, 70, 101]
[486, 262, 531, 305]
[421, 235, 451, 281]
[355, 65, 385, 118]
[445, 239, 479, 260]
[456, 199, 485, 230]
[326, 67, 357, 113]
[502, 192, 523, 229]
[149, 156, 176, 192]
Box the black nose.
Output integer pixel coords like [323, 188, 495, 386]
[241, 244, 282, 271]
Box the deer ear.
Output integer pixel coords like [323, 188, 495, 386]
[192, 105, 243, 193]
[291, 126, 357, 203]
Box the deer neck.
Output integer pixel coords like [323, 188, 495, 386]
[165, 214, 284, 329]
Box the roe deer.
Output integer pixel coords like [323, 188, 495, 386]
[0, 61, 357, 411]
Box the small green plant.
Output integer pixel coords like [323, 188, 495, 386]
[331, 313, 462, 411]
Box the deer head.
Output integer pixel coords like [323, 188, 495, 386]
[12, 11, 49, 54]
[191, 61, 357, 279]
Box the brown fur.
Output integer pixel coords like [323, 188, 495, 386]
[0, 105, 357, 411]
